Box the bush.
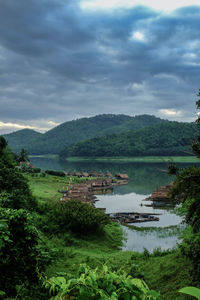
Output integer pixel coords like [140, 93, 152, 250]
[45, 169, 65, 177]
[0, 208, 43, 297]
[0, 157, 37, 210]
[58, 199, 110, 234]
[180, 229, 200, 284]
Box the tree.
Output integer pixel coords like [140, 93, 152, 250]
[192, 89, 200, 158]
[0, 208, 42, 296]
[17, 148, 30, 162]
[0, 137, 36, 210]
[168, 91, 200, 283]
[0, 136, 7, 153]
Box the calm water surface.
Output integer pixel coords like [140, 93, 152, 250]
[30, 157, 192, 252]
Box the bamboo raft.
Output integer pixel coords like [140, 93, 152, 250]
[107, 212, 160, 223]
[59, 178, 118, 203]
[144, 183, 173, 203]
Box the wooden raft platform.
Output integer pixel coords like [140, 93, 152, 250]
[144, 183, 174, 207]
[107, 212, 160, 224]
[59, 178, 119, 203]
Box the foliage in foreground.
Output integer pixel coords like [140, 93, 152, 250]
[0, 137, 36, 210]
[179, 286, 200, 299]
[44, 264, 159, 300]
[0, 208, 43, 296]
[168, 92, 200, 283]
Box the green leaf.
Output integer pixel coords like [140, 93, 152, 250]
[111, 291, 118, 300]
[147, 290, 160, 298]
[179, 287, 200, 299]
[103, 265, 108, 273]
[0, 290, 6, 296]
[122, 292, 130, 300]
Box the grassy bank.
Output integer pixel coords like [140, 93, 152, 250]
[29, 154, 58, 159]
[27, 174, 96, 204]
[28, 174, 191, 299]
[65, 156, 200, 163]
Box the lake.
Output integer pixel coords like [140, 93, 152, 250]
[30, 156, 195, 252]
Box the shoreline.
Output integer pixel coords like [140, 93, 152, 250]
[64, 156, 200, 163]
[29, 155, 200, 163]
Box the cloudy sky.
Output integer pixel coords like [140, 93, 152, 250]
[0, 0, 200, 134]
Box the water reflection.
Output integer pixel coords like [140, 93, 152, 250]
[122, 226, 180, 252]
[95, 192, 182, 228]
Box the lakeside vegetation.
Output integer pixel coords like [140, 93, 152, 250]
[64, 155, 200, 163]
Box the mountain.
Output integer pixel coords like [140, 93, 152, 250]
[3, 114, 191, 156]
[60, 122, 197, 158]
[101, 114, 169, 135]
[26, 114, 132, 154]
[3, 114, 167, 154]
[3, 129, 42, 153]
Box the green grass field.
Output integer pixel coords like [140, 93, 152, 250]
[27, 174, 96, 203]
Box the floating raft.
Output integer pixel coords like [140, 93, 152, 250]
[107, 212, 160, 223]
[144, 202, 174, 208]
[59, 178, 128, 203]
[144, 182, 174, 203]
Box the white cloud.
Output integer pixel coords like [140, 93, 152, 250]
[0, 120, 61, 135]
[47, 120, 60, 127]
[131, 82, 145, 90]
[159, 109, 183, 117]
[80, 0, 200, 12]
[0, 121, 37, 131]
[130, 31, 146, 42]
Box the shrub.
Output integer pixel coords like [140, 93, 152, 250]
[0, 208, 43, 297]
[0, 159, 36, 210]
[59, 199, 110, 234]
[45, 169, 65, 177]
[180, 230, 200, 284]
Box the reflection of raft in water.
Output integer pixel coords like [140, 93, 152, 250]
[144, 202, 174, 208]
[107, 212, 160, 223]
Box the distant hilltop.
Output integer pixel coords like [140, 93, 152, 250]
[2, 114, 197, 157]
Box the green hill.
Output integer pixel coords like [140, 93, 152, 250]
[60, 122, 197, 158]
[27, 114, 132, 154]
[101, 114, 169, 135]
[3, 114, 166, 154]
[3, 129, 42, 153]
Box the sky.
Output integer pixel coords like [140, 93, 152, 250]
[0, 0, 200, 134]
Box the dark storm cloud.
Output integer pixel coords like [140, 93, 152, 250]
[0, 0, 200, 133]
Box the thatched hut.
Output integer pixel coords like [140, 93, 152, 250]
[115, 173, 129, 180]
[82, 172, 90, 177]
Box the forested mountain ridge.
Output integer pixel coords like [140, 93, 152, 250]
[60, 121, 197, 158]
[4, 129, 42, 153]
[3, 114, 168, 154]
[101, 114, 169, 135]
